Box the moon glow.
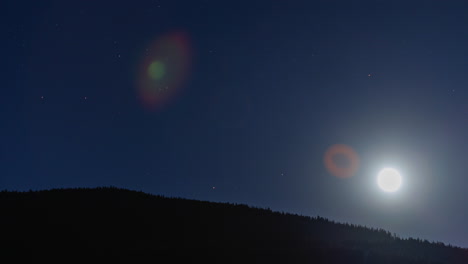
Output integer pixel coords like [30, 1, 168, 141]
[377, 168, 402, 192]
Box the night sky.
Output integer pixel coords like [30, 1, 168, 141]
[2, 1, 468, 247]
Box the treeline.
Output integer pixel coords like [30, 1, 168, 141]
[0, 187, 466, 263]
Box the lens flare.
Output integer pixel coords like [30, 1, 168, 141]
[324, 144, 360, 178]
[137, 32, 191, 110]
[148, 61, 166, 80]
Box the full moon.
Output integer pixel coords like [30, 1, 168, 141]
[377, 168, 402, 192]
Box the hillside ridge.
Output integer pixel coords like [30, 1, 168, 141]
[0, 187, 466, 263]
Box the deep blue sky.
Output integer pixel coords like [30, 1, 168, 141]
[2, 0, 467, 247]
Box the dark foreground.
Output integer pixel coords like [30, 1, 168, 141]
[0, 187, 466, 263]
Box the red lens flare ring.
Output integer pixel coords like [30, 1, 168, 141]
[323, 144, 360, 178]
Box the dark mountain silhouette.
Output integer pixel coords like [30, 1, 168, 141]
[0, 187, 466, 263]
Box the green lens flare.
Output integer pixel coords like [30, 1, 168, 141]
[148, 61, 166, 80]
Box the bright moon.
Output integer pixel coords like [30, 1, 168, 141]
[377, 168, 402, 192]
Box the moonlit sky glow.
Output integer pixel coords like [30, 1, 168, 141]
[1, 0, 467, 248]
